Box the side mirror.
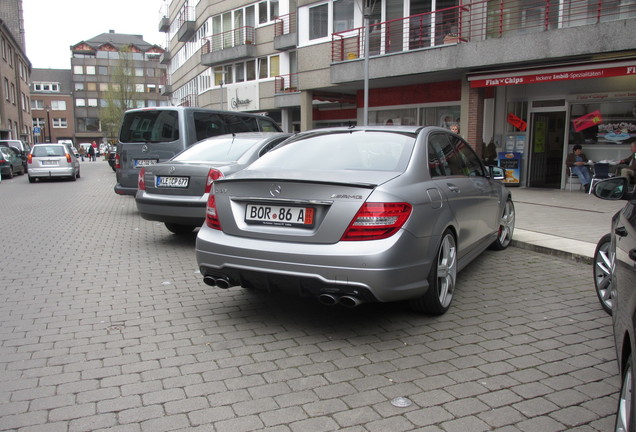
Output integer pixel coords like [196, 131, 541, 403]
[592, 177, 633, 201]
[489, 166, 505, 180]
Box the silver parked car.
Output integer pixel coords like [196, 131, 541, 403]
[195, 126, 515, 315]
[27, 143, 80, 183]
[136, 132, 292, 234]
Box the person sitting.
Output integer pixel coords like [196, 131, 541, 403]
[618, 142, 636, 184]
[566, 144, 592, 192]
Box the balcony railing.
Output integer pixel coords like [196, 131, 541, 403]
[274, 73, 299, 94]
[201, 27, 256, 54]
[176, 5, 194, 29]
[275, 12, 297, 36]
[332, 0, 636, 62]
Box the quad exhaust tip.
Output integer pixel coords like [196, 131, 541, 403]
[318, 293, 363, 308]
[203, 275, 232, 289]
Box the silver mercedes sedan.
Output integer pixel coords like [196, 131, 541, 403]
[135, 132, 291, 234]
[195, 126, 515, 315]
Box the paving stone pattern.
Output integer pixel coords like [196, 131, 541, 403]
[0, 161, 620, 431]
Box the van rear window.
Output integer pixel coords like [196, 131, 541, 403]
[120, 110, 179, 143]
[193, 112, 282, 142]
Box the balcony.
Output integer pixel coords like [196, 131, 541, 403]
[274, 73, 299, 94]
[331, 0, 636, 62]
[179, 94, 197, 107]
[159, 16, 170, 33]
[274, 13, 297, 51]
[160, 51, 171, 64]
[177, 6, 195, 42]
[201, 27, 256, 66]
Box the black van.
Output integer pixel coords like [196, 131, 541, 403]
[114, 107, 281, 195]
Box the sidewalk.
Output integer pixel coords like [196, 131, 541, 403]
[509, 186, 625, 264]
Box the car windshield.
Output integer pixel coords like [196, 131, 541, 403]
[249, 131, 416, 172]
[173, 137, 259, 163]
[32, 146, 66, 157]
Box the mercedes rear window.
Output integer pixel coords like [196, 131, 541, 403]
[174, 137, 259, 163]
[249, 131, 415, 172]
[119, 110, 179, 143]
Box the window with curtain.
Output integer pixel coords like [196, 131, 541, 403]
[309, 3, 328, 40]
[333, 0, 354, 32]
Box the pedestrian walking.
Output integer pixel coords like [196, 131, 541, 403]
[79, 146, 85, 161]
[88, 145, 96, 161]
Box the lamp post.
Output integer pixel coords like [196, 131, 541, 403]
[45, 105, 52, 143]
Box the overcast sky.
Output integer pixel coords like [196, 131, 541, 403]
[22, 0, 166, 70]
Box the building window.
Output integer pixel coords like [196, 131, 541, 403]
[309, 3, 329, 40]
[136, 84, 144, 92]
[146, 68, 155, 77]
[73, 65, 83, 74]
[51, 100, 66, 110]
[77, 117, 100, 132]
[86, 66, 96, 75]
[1, 38, 6, 60]
[98, 66, 108, 75]
[75, 82, 85, 91]
[10, 83, 15, 103]
[87, 98, 98, 107]
[87, 82, 97, 91]
[32, 99, 44, 110]
[333, 0, 354, 33]
[33, 118, 45, 127]
[53, 118, 68, 128]
[76, 99, 86, 107]
[99, 83, 109, 91]
[4, 78, 9, 100]
[135, 67, 144, 76]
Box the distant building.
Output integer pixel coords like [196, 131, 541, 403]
[0, 13, 31, 143]
[70, 30, 170, 144]
[30, 69, 74, 144]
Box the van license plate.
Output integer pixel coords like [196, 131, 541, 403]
[134, 159, 158, 167]
[245, 205, 314, 227]
[156, 176, 189, 188]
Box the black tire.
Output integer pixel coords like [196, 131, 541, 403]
[615, 353, 635, 432]
[165, 223, 196, 235]
[7, 166, 14, 179]
[410, 229, 457, 315]
[489, 199, 515, 250]
[77, 168, 81, 178]
[593, 233, 613, 315]
[28, 176, 35, 183]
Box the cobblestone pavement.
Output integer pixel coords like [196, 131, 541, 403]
[0, 161, 619, 431]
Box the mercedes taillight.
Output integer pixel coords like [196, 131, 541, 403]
[205, 194, 221, 230]
[341, 202, 412, 241]
[204, 168, 224, 194]
[138, 167, 146, 191]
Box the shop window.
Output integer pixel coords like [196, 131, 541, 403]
[505, 101, 528, 133]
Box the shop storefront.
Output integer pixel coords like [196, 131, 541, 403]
[469, 60, 636, 189]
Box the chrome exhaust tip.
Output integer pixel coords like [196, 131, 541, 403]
[318, 293, 339, 306]
[203, 276, 217, 287]
[339, 296, 363, 308]
[214, 277, 232, 289]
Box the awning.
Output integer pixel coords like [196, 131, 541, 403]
[468, 60, 636, 88]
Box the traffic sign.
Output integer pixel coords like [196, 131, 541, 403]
[33, 126, 41, 136]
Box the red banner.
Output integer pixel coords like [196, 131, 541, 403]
[507, 113, 527, 131]
[572, 110, 603, 132]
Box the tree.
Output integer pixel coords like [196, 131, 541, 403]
[99, 47, 139, 144]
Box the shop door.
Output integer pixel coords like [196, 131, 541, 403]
[528, 111, 566, 188]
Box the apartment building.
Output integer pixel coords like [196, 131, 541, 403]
[70, 31, 170, 145]
[0, 17, 31, 143]
[30, 69, 74, 144]
[162, 0, 636, 189]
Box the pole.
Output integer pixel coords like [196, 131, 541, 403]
[46, 106, 52, 143]
[220, 81, 224, 110]
[363, 2, 371, 126]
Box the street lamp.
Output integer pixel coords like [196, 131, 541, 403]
[45, 105, 52, 143]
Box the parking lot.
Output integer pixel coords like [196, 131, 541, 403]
[0, 160, 619, 431]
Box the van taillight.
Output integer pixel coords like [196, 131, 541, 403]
[115, 153, 120, 169]
[204, 169, 224, 193]
[205, 194, 221, 230]
[138, 168, 146, 191]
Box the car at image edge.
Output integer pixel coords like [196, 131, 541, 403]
[195, 126, 515, 315]
[0, 146, 26, 178]
[591, 176, 636, 432]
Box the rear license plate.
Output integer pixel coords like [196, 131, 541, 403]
[246, 204, 315, 227]
[134, 159, 158, 167]
[156, 176, 189, 188]
[41, 160, 58, 166]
